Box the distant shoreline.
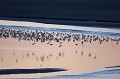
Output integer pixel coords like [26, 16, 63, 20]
[0, 17, 120, 29]
[0, 20, 120, 35]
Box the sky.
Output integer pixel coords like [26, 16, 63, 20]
[0, 0, 120, 22]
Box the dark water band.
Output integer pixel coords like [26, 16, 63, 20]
[0, 68, 67, 75]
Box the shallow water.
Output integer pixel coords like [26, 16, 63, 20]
[0, 25, 120, 37]
[9, 68, 120, 79]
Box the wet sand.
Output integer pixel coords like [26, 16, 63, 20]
[0, 20, 120, 78]
[0, 34, 120, 78]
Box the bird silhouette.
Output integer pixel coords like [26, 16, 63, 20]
[1, 57, 3, 62]
[59, 52, 62, 57]
[75, 50, 78, 54]
[32, 52, 35, 57]
[50, 44, 53, 46]
[81, 51, 83, 56]
[32, 43, 36, 45]
[41, 56, 45, 62]
[75, 44, 78, 46]
[16, 59, 18, 63]
[81, 41, 84, 45]
[59, 45, 62, 48]
[89, 53, 91, 57]
[59, 42, 62, 44]
[94, 56, 97, 59]
[26, 53, 30, 58]
[47, 42, 50, 44]
[47, 56, 49, 60]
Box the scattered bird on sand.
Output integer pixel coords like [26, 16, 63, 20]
[75, 50, 78, 54]
[47, 42, 50, 44]
[89, 53, 91, 57]
[41, 56, 45, 62]
[47, 56, 49, 60]
[32, 43, 36, 45]
[1, 57, 3, 62]
[26, 53, 30, 58]
[59, 45, 62, 48]
[59, 42, 62, 44]
[81, 51, 83, 56]
[75, 44, 78, 46]
[81, 41, 84, 45]
[94, 56, 97, 59]
[50, 44, 53, 46]
[59, 52, 62, 57]
[16, 59, 18, 63]
[100, 41, 102, 44]
[32, 52, 35, 57]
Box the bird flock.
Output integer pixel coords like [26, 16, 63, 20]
[0, 27, 120, 68]
[0, 28, 120, 46]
